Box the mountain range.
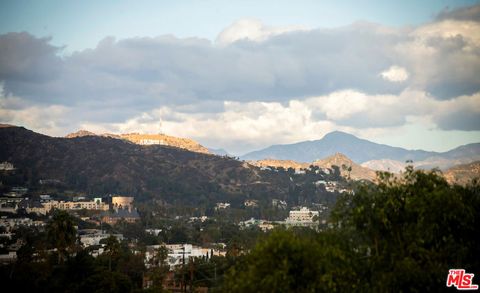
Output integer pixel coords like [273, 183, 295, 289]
[1, 125, 478, 190]
[241, 131, 480, 170]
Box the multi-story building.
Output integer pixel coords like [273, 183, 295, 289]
[22, 198, 109, 215]
[286, 207, 319, 223]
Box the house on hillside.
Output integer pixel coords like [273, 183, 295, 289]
[0, 162, 15, 171]
[215, 202, 230, 210]
[244, 199, 258, 207]
[272, 199, 287, 209]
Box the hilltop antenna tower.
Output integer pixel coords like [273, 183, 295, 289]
[158, 119, 163, 135]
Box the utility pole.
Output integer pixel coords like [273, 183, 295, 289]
[214, 263, 217, 284]
[182, 246, 186, 293]
[189, 259, 194, 293]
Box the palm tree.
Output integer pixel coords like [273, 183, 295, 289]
[47, 210, 77, 264]
[102, 235, 121, 271]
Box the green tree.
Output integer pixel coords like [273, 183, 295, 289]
[46, 210, 77, 264]
[101, 235, 122, 272]
[222, 168, 480, 292]
[221, 228, 359, 292]
[79, 270, 132, 293]
[146, 246, 170, 291]
[331, 167, 480, 291]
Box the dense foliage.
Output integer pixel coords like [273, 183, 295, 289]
[1, 157, 478, 292]
[221, 168, 480, 292]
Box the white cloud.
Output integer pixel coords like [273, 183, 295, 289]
[216, 18, 308, 45]
[70, 89, 480, 154]
[412, 20, 480, 49]
[309, 90, 368, 120]
[1, 5, 480, 153]
[380, 65, 409, 82]
[0, 103, 71, 136]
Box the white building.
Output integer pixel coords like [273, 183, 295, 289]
[295, 169, 306, 175]
[215, 202, 230, 210]
[286, 207, 319, 223]
[0, 162, 15, 171]
[188, 216, 209, 223]
[272, 199, 287, 209]
[44, 199, 110, 212]
[145, 244, 224, 269]
[79, 230, 123, 247]
[145, 228, 162, 236]
[244, 200, 258, 207]
[0, 217, 40, 232]
[22, 198, 109, 215]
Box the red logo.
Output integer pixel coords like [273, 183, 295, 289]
[447, 269, 478, 290]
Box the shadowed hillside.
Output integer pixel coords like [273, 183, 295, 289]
[0, 126, 292, 204]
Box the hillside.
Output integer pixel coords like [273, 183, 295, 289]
[66, 130, 211, 154]
[241, 131, 480, 169]
[65, 130, 97, 138]
[248, 159, 310, 170]
[119, 133, 210, 154]
[313, 153, 377, 181]
[2, 126, 291, 204]
[443, 161, 480, 186]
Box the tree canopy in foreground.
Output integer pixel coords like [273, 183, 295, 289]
[221, 167, 480, 292]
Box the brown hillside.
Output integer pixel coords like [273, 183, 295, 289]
[443, 161, 480, 186]
[313, 153, 377, 181]
[65, 130, 97, 138]
[120, 133, 210, 154]
[66, 130, 210, 154]
[248, 159, 309, 170]
[1, 126, 292, 203]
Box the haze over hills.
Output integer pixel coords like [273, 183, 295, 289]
[66, 130, 211, 154]
[241, 131, 480, 170]
[208, 148, 230, 156]
[361, 159, 407, 173]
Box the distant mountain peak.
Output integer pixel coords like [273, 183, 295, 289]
[241, 131, 442, 163]
[323, 131, 357, 139]
[314, 152, 354, 166]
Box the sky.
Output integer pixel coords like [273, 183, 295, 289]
[0, 0, 479, 155]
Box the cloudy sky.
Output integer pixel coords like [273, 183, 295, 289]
[1, 1, 479, 155]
